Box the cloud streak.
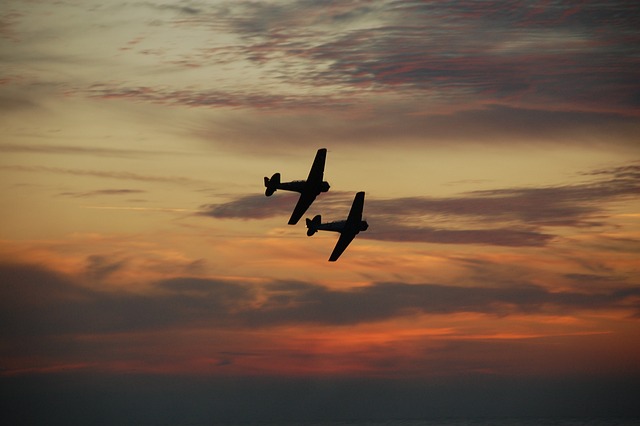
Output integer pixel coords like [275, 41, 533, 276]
[199, 163, 639, 246]
[1, 165, 209, 187]
[0, 143, 187, 159]
[365, 225, 553, 247]
[58, 189, 146, 198]
[85, 84, 351, 112]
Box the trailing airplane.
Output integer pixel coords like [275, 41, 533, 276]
[306, 191, 368, 261]
[264, 148, 330, 225]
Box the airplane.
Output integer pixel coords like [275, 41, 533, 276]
[306, 191, 369, 261]
[264, 148, 330, 225]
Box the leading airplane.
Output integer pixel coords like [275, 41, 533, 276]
[264, 148, 330, 225]
[306, 191, 369, 261]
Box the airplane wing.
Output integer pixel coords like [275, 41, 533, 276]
[328, 192, 366, 261]
[346, 191, 365, 224]
[329, 231, 357, 262]
[288, 192, 316, 225]
[306, 148, 327, 183]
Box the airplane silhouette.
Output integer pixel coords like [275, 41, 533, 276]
[264, 148, 330, 225]
[306, 191, 368, 261]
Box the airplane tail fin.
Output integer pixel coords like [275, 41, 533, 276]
[264, 173, 280, 196]
[306, 215, 321, 236]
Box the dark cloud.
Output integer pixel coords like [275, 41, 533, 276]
[365, 224, 553, 247]
[0, 262, 254, 337]
[247, 281, 640, 326]
[368, 192, 592, 228]
[84, 255, 129, 281]
[2, 262, 638, 339]
[199, 193, 299, 219]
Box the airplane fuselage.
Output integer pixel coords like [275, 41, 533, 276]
[278, 180, 330, 195]
[316, 220, 368, 234]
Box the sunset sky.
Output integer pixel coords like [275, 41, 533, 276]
[1, 0, 639, 423]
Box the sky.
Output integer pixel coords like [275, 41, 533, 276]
[1, 0, 640, 423]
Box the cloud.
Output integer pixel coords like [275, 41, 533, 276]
[84, 84, 351, 112]
[2, 262, 638, 339]
[0, 10, 22, 42]
[14, 0, 629, 160]
[199, 163, 639, 246]
[0, 165, 209, 187]
[182, 0, 640, 115]
[84, 254, 129, 281]
[149, 3, 202, 16]
[45, 0, 638, 154]
[188, 104, 640, 153]
[0, 93, 39, 111]
[246, 280, 640, 326]
[365, 224, 553, 247]
[0, 143, 187, 159]
[199, 193, 300, 220]
[367, 169, 639, 228]
[58, 189, 146, 198]
[0, 262, 254, 337]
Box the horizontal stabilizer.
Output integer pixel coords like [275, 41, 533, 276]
[306, 215, 321, 236]
[264, 173, 280, 196]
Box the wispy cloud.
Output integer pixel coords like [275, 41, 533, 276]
[0, 143, 187, 159]
[0, 10, 22, 42]
[1, 165, 209, 186]
[84, 84, 352, 111]
[58, 189, 146, 198]
[192, 104, 640, 152]
[80, 205, 196, 213]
